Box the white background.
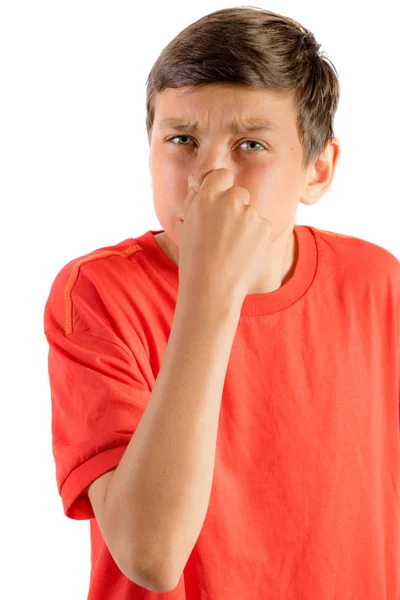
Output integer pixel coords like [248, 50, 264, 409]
[1, 1, 399, 598]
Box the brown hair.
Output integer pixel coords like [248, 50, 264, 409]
[145, 6, 340, 172]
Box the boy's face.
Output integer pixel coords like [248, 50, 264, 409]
[149, 83, 339, 263]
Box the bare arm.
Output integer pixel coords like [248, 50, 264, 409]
[105, 291, 242, 592]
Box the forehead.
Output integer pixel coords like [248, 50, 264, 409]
[153, 84, 296, 134]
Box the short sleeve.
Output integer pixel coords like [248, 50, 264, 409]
[45, 327, 151, 521]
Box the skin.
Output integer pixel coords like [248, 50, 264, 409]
[148, 83, 341, 294]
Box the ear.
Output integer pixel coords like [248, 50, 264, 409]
[300, 137, 341, 206]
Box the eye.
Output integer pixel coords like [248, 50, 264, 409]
[166, 135, 267, 152]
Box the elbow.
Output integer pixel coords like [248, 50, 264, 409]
[127, 564, 181, 594]
[125, 546, 182, 593]
[139, 567, 180, 594]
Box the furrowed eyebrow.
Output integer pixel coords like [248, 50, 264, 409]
[158, 117, 280, 134]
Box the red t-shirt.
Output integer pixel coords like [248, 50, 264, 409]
[43, 225, 400, 599]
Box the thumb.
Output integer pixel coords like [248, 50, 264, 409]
[181, 176, 200, 220]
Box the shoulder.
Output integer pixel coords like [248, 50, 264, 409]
[310, 226, 399, 273]
[43, 237, 144, 334]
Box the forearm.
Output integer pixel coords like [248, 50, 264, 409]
[105, 292, 242, 591]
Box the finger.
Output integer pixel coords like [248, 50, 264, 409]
[182, 178, 200, 219]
